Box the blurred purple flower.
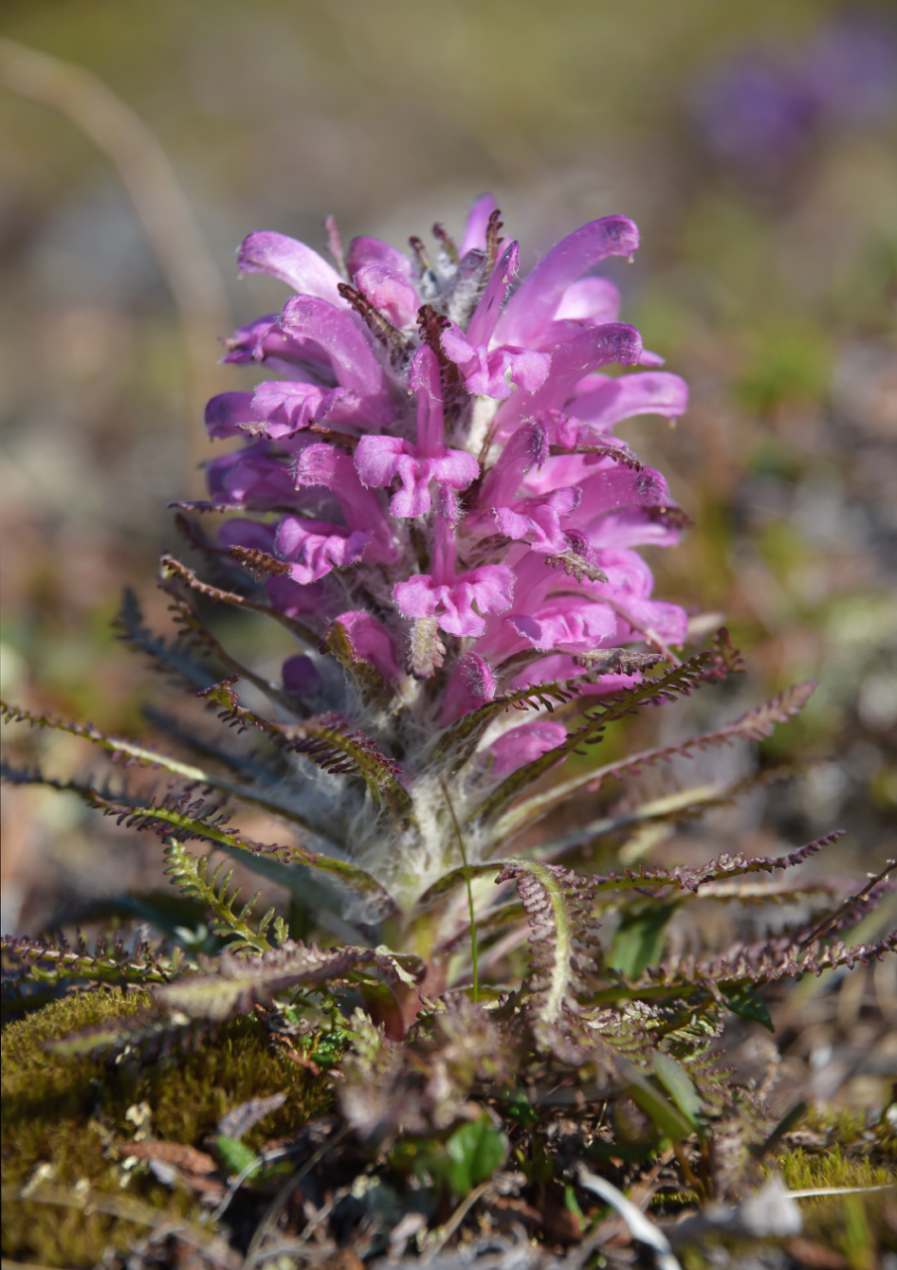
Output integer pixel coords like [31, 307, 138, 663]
[692, 13, 897, 177]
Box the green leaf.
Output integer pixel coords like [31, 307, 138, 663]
[723, 982, 774, 1032]
[607, 903, 676, 980]
[650, 1052, 703, 1130]
[619, 1059, 694, 1143]
[502, 1088, 539, 1128]
[446, 1115, 506, 1196]
[215, 1135, 259, 1179]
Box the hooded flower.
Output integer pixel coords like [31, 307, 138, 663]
[201, 196, 690, 783]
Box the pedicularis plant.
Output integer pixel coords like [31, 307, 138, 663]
[3, 198, 894, 1195]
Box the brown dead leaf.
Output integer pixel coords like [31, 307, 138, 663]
[785, 1237, 849, 1270]
[488, 1195, 543, 1226]
[317, 1252, 364, 1270]
[541, 1202, 583, 1247]
[119, 1141, 217, 1174]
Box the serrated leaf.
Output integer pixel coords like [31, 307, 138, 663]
[500, 679, 817, 844]
[154, 942, 424, 1022]
[723, 982, 774, 1032]
[199, 678, 417, 828]
[468, 632, 744, 835]
[159, 552, 319, 648]
[215, 1135, 259, 1178]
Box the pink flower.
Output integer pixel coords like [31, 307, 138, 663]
[275, 517, 371, 585]
[441, 653, 498, 723]
[394, 566, 514, 639]
[355, 347, 479, 517]
[486, 720, 568, 779]
[333, 611, 403, 682]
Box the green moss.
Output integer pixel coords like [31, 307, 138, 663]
[2, 988, 333, 1267]
[778, 1147, 893, 1193]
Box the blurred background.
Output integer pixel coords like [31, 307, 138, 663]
[1, 0, 895, 966]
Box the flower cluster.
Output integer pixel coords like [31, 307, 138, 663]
[198, 197, 689, 888]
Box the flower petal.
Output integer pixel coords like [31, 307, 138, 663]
[205, 392, 258, 439]
[486, 720, 567, 778]
[346, 236, 415, 281]
[354, 263, 420, 329]
[459, 193, 499, 256]
[441, 652, 497, 722]
[238, 231, 348, 306]
[280, 295, 393, 406]
[334, 610, 402, 681]
[275, 516, 371, 583]
[495, 216, 639, 347]
[572, 371, 688, 429]
[554, 277, 621, 323]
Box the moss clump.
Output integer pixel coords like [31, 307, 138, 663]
[2, 988, 332, 1267]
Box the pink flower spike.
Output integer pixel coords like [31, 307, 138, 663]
[394, 564, 514, 639]
[495, 216, 640, 348]
[275, 515, 371, 584]
[571, 371, 689, 431]
[238, 231, 348, 307]
[441, 653, 497, 723]
[333, 611, 402, 682]
[459, 193, 499, 256]
[486, 720, 567, 779]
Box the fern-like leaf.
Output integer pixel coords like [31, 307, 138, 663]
[469, 630, 742, 835]
[85, 789, 399, 916]
[0, 705, 330, 833]
[154, 941, 424, 1022]
[200, 677, 417, 828]
[163, 838, 274, 952]
[320, 618, 396, 710]
[429, 648, 663, 773]
[159, 552, 318, 648]
[494, 679, 816, 844]
[113, 587, 218, 689]
[495, 861, 605, 1062]
[159, 577, 297, 712]
[1, 931, 176, 1000]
